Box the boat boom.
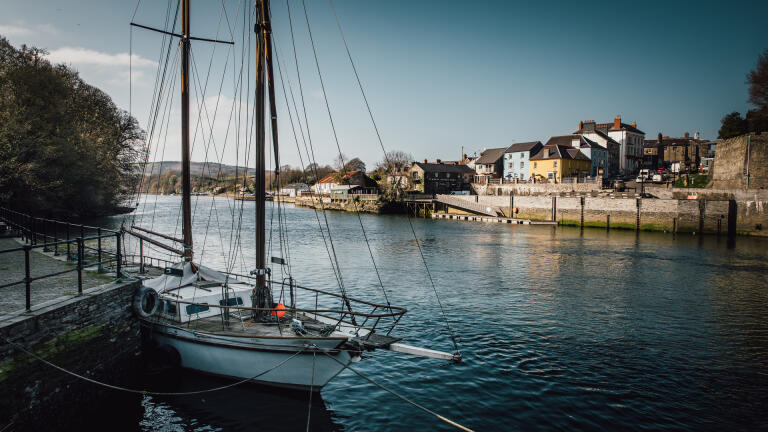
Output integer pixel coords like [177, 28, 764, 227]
[387, 343, 462, 362]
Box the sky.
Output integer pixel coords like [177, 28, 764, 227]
[2, 0, 768, 169]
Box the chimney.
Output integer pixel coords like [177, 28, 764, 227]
[463, 153, 467, 159]
[684, 132, 690, 139]
[579, 121, 583, 130]
[657, 132, 662, 142]
[436, 159, 442, 164]
[630, 121, 637, 128]
[613, 115, 621, 129]
[423, 158, 427, 163]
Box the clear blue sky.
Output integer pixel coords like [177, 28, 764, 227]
[2, 0, 768, 168]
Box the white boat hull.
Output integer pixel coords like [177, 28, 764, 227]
[145, 322, 354, 390]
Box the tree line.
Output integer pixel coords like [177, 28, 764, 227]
[0, 37, 146, 217]
[719, 48, 768, 139]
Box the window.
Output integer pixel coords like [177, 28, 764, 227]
[219, 297, 244, 306]
[554, 161, 558, 168]
[165, 301, 177, 315]
[186, 304, 210, 315]
[533, 162, 537, 169]
[520, 161, 524, 169]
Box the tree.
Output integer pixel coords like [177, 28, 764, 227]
[343, 157, 366, 173]
[746, 109, 768, 134]
[375, 150, 413, 174]
[718, 112, 747, 139]
[0, 37, 146, 216]
[747, 48, 768, 111]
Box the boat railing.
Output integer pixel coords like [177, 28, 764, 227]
[122, 254, 406, 336]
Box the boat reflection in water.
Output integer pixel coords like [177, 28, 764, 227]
[139, 368, 342, 431]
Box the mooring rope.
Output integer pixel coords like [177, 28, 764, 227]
[314, 346, 474, 432]
[1, 335, 305, 396]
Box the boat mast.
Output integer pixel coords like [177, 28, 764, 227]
[252, 0, 273, 318]
[180, 0, 193, 262]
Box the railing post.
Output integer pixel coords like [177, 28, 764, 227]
[42, 219, 49, 251]
[97, 227, 103, 272]
[32, 217, 37, 245]
[115, 232, 122, 279]
[53, 221, 58, 255]
[77, 237, 83, 295]
[66, 222, 71, 259]
[139, 238, 145, 274]
[24, 245, 31, 311]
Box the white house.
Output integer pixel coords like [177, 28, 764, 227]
[279, 183, 310, 197]
[575, 116, 644, 175]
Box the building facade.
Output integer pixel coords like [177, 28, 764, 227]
[576, 116, 644, 175]
[529, 144, 591, 183]
[409, 162, 475, 194]
[503, 141, 542, 182]
[546, 135, 608, 178]
[473, 147, 507, 182]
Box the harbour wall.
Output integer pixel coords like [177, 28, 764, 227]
[0, 280, 142, 430]
[444, 195, 765, 235]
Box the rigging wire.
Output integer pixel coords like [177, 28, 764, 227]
[1, 334, 307, 397]
[327, 0, 460, 353]
[279, 0, 347, 304]
[297, 0, 358, 323]
[315, 347, 474, 432]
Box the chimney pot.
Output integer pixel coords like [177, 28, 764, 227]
[630, 121, 637, 128]
[684, 132, 690, 139]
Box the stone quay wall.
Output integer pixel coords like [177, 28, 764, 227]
[446, 195, 765, 235]
[709, 133, 768, 190]
[0, 280, 142, 430]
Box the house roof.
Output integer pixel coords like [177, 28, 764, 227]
[577, 129, 621, 146]
[530, 144, 589, 161]
[576, 121, 645, 135]
[315, 170, 361, 184]
[644, 137, 703, 147]
[600, 122, 645, 135]
[412, 162, 475, 174]
[474, 147, 507, 164]
[545, 135, 601, 149]
[282, 183, 309, 189]
[505, 141, 542, 153]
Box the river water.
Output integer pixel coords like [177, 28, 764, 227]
[82, 195, 767, 431]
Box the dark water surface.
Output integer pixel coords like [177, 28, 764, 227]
[83, 195, 767, 431]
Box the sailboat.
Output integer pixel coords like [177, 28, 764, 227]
[127, 0, 460, 390]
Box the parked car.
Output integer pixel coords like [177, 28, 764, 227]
[613, 179, 626, 191]
[636, 169, 651, 183]
[651, 173, 664, 183]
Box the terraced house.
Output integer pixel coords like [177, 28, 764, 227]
[529, 143, 591, 183]
[503, 141, 542, 182]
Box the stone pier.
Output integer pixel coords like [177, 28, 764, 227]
[0, 235, 141, 430]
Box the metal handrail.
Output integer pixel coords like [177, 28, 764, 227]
[0, 207, 123, 311]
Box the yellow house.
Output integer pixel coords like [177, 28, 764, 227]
[529, 144, 591, 183]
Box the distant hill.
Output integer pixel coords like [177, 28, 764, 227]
[138, 161, 256, 177]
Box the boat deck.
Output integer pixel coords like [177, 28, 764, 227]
[149, 311, 345, 339]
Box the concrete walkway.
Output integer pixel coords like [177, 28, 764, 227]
[0, 236, 115, 315]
